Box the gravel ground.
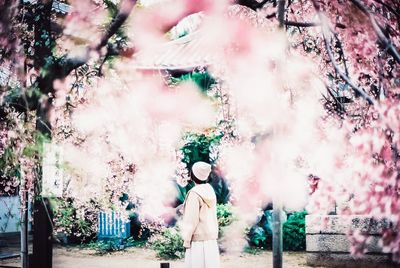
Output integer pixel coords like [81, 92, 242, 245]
[0, 246, 314, 268]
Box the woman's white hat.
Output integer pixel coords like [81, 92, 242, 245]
[192, 161, 212, 181]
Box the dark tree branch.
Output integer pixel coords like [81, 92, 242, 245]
[333, 33, 350, 76]
[277, 0, 286, 28]
[236, 0, 269, 11]
[325, 85, 347, 116]
[350, 0, 400, 64]
[284, 20, 320, 27]
[62, 0, 137, 76]
[94, 0, 137, 51]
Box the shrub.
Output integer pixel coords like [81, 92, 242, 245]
[247, 209, 273, 249]
[283, 210, 307, 251]
[175, 131, 230, 206]
[247, 210, 307, 251]
[86, 238, 123, 254]
[52, 198, 97, 244]
[217, 203, 234, 227]
[85, 237, 144, 255]
[150, 227, 185, 259]
[217, 203, 235, 240]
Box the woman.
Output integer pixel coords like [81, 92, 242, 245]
[181, 161, 221, 268]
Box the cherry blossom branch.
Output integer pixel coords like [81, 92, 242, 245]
[63, 0, 137, 76]
[350, 0, 400, 64]
[373, 0, 400, 19]
[2, 0, 137, 115]
[323, 24, 376, 105]
[310, 0, 376, 105]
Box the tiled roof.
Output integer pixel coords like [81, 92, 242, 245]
[131, 5, 268, 70]
[131, 31, 217, 70]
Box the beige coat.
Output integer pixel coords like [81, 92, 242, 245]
[181, 184, 219, 248]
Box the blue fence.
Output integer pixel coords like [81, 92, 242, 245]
[98, 211, 130, 240]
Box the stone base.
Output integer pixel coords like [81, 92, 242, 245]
[306, 215, 398, 267]
[306, 252, 397, 268]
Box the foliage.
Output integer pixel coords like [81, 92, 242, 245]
[217, 203, 235, 240]
[283, 211, 307, 251]
[52, 198, 97, 244]
[247, 210, 307, 251]
[84, 237, 144, 255]
[176, 131, 230, 205]
[247, 225, 271, 249]
[85, 238, 124, 254]
[171, 71, 217, 94]
[149, 227, 185, 259]
[175, 181, 194, 205]
[217, 203, 235, 227]
[209, 170, 230, 204]
[181, 132, 222, 167]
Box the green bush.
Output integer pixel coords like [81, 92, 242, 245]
[283, 210, 307, 251]
[170, 71, 216, 93]
[175, 131, 230, 206]
[85, 237, 144, 255]
[150, 227, 185, 259]
[247, 209, 273, 249]
[217, 203, 235, 240]
[247, 210, 307, 251]
[217, 203, 234, 227]
[86, 238, 123, 254]
[52, 198, 97, 244]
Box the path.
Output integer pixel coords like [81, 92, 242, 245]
[0, 246, 317, 268]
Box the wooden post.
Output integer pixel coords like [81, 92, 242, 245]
[272, 200, 283, 268]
